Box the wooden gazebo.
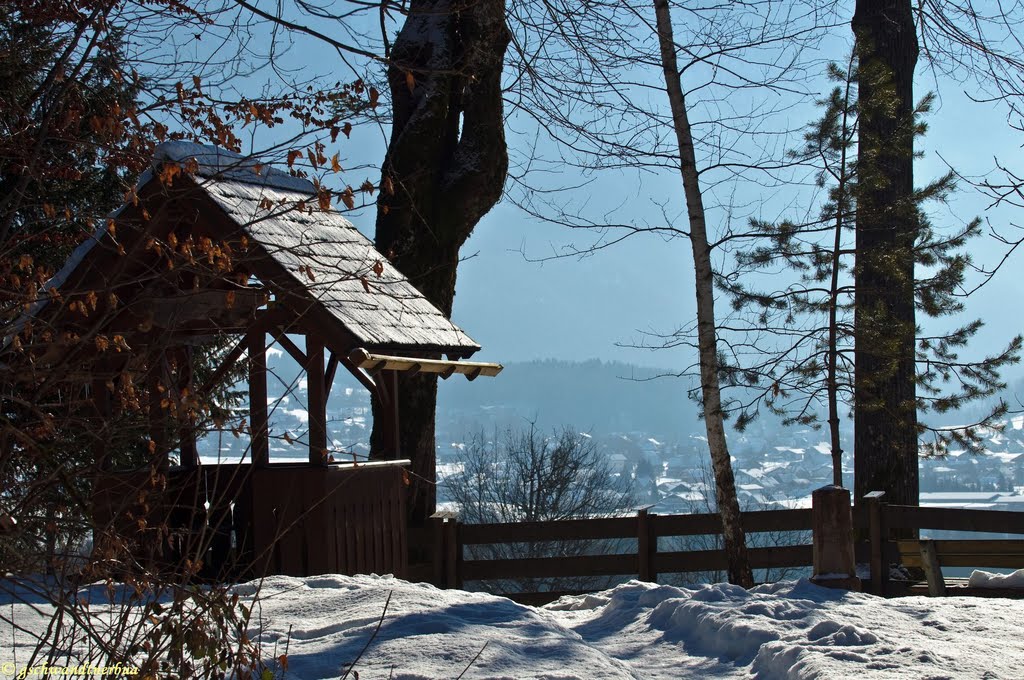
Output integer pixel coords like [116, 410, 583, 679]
[22, 142, 501, 579]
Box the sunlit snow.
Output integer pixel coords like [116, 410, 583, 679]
[4, 575, 1024, 679]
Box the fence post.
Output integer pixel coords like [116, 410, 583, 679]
[444, 516, 461, 590]
[431, 514, 445, 588]
[864, 491, 887, 596]
[638, 508, 657, 582]
[811, 485, 861, 591]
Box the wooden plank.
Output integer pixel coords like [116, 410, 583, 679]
[931, 554, 1024, 568]
[927, 540, 1024, 555]
[920, 540, 947, 597]
[460, 517, 638, 544]
[349, 348, 503, 378]
[305, 335, 327, 465]
[650, 512, 723, 536]
[886, 505, 1024, 535]
[654, 509, 812, 537]
[655, 545, 813, 574]
[462, 553, 638, 581]
[896, 539, 1024, 570]
[744, 508, 815, 533]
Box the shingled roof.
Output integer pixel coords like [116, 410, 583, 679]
[204, 179, 478, 353]
[35, 142, 481, 357]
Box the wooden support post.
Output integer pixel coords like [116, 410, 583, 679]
[811, 485, 861, 591]
[375, 370, 400, 457]
[638, 508, 657, 582]
[177, 346, 198, 469]
[92, 377, 112, 470]
[864, 491, 887, 596]
[919, 540, 947, 597]
[247, 329, 269, 466]
[306, 335, 327, 465]
[148, 353, 169, 472]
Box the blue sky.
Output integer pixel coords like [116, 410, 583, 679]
[166, 2, 1024, 379]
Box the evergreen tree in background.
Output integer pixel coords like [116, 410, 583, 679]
[720, 57, 1021, 502]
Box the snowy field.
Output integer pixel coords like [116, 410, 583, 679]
[3, 574, 1023, 679]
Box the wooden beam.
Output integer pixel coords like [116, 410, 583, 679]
[92, 377, 112, 471]
[177, 345, 198, 469]
[306, 335, 327, 466]
[269, 327, 307, 365]
[148, 353, 169, 472]
[338, 353, 379, 395]
[324, 351, 339, 398]
[197, 335, 247, 399]
[348, 348, 502, 379]
[247, 329, 269, 466]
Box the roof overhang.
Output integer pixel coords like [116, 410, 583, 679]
[349, 348, 502, 381]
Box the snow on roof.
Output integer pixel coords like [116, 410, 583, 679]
[205, 180, 479, 352]
[28, 143, 480, 355]
[154, 141, 316, 194]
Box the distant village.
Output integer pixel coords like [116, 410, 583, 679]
[197, 360, 1024, 515]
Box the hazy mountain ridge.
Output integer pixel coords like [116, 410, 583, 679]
[438, 358, 702, 436]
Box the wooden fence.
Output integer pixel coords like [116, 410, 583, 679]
[412, 495, 1024, 602]
[864, 493, 1024, 596]
[412, 507, 821, 602]
[92, 460, 409, 581]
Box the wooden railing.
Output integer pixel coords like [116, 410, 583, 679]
[863, 493, 1024, 596]
[413, 495, 1024, 602]
[417, 507, 820, 601]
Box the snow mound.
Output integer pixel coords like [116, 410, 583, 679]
[544, 578, 1024, 679]
[239, 574, 636, 679]
[968, 568, 1024, 588]
[5, 574, 1024, 679]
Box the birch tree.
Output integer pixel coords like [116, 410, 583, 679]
[652, 0, 753, 587]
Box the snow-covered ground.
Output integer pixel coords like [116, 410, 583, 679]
[3, 574, 1023, 679]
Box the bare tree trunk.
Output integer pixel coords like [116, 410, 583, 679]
[652, 0, 753, 588]
[852, 0, 920, 508]
[827, 67, 856, 488]
[370, 0, 510, 526]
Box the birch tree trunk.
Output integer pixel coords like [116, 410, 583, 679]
[370, 0, 511, 526]
[652, 0, 754, 588]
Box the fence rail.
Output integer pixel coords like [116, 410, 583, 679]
[416, 496, 1024, 602]
[425, 506, 821, 597]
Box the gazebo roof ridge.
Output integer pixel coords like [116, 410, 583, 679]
[154, 141, 317, 194]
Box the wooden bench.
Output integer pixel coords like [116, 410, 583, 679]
[896, 539, 1024, 597]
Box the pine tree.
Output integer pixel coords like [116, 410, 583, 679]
[720, 58, 1021, 500]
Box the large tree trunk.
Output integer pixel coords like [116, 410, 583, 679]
[653, 0, 753, 588]
[852, 0, 920, 508]
[370, 0, 510, 526]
